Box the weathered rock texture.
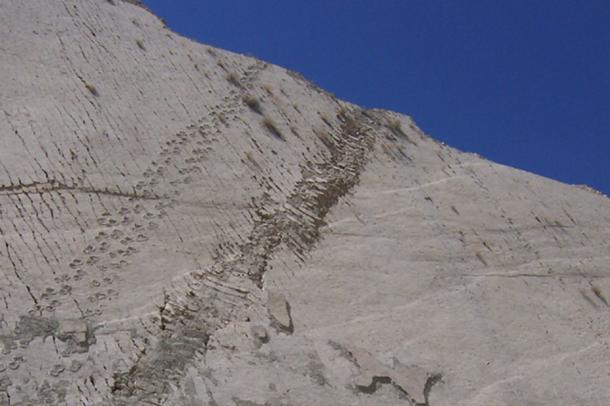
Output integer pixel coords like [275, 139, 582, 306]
[0, 1, 609, 405]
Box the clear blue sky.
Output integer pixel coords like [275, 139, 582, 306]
[143, 0, 610, 195]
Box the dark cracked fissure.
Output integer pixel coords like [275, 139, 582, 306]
[0, 179, 163, 200]
[109, 108, 379, 404]
[356, 373, 443, 406]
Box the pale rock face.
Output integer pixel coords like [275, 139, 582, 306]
[0, 1, 608, 405]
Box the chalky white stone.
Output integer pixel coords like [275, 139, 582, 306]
[0, 1, 608, 405]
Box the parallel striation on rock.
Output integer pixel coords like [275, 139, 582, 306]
[0, 1, 608, 405]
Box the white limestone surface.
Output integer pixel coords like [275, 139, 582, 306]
[0, 1, 608, 405]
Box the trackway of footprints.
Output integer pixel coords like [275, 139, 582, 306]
[47, 59, 268, 321]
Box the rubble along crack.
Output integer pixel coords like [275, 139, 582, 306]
[108, 108, 378, 405]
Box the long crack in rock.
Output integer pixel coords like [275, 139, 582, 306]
[110, 108, 377, 404]
[3, 2, 609, 404]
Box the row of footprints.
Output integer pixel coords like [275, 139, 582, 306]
[36, 59, 269, 318]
